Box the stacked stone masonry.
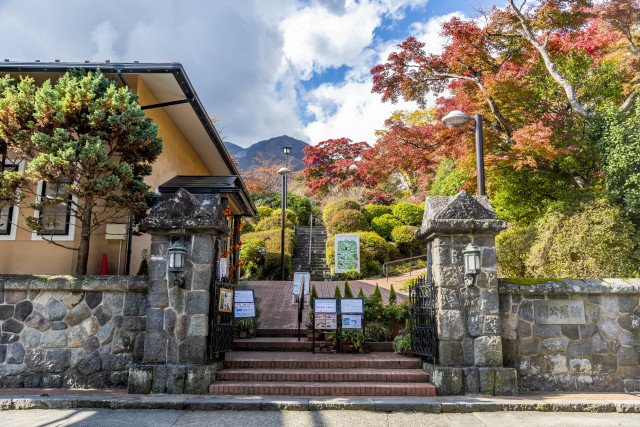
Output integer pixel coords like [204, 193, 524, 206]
[0, 275, 147, 388]
[499, 278, 640, 393]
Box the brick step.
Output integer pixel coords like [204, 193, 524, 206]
[224, 352, 422, 370]
[209, 381, 436, 396]
[256, 328, 299, 337]
[216, 368, 430, 383]
[233, 337, 313, 352]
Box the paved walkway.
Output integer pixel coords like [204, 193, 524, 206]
[248, 274, 414, 330]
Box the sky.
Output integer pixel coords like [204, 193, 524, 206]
[0, 0, 498, 147]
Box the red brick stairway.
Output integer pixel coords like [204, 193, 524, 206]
[209, 339, 436, 397]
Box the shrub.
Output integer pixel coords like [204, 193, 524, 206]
[373, 283, 382, 299]
[391, 225, 424, 257]
[496, 225, 536, 277]
[311, 284, 319, 301]
[525, 196, 639, 278]
[430, 158, 469, 197]
[255, 206, 273, 223]
[365, 321, 391, 342]
[357, 287, 364, 298]
[337, 270, 361, 280]
[326, 209, 369, 235]
[255, 215, 294, 231]
[392, 202, 423, 226]
[240, 229, 296, 280]
[136, 258, 149, 276]
[333, 285, 342, 299]
[388, 284, 397, 304]
[268, 193, 313, 225]
[241, 221, 255, 233]
[271, 208, 298, 226]
[323, 198, 360, 222]
[371, 214, 402, 239]
[343, 280, 354, 298]
[362, 204, 393, 223]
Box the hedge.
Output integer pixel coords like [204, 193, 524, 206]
[390, 225, 424, 257]
[371, 214, 402, 240]
[255, 206, 273, 223]
[255, 215, 295, 232]
[326, 209, 369, 235]
[240, 228, 296, 280]
[362, 204, 393, 223]
[323, 198, 360, 223]
[392, 202, 423, 226]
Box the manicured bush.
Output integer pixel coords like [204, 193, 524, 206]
[255, 206, 273, 223]
[323, 198, 360, 222]
[268, 193, 313, 225]
[343, 280, 354, 298]
[357, 287, 365, 298]
[255, 215, 295, 232]
[271, 208, 298, 226]
[392, 202, 423, 226]
[362, 204, 393, 223]
[241, 221, 255, 233]
[326, 209, 369, 235]
[525, 196, 639, 278]
[333, 285, 342, 299]
[337, 270, 361, 280]
[365, 321, 391, 342]
[371, 214, 402, 240]
[391, 225, 424, 257]
[240, 229, 296, 280]
[311, 284, 319, 301]
[388, 284, 397, 304]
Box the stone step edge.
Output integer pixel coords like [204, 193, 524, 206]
[217, 369, 430, 382]
[223, 361, 422, 369]
[209, 381, 437, 396]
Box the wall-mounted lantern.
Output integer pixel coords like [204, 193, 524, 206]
[462, 243, 481, 287]
[168, 240, 187, 287]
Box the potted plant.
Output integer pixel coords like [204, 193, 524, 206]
[393, 330, 411, 355]
[235, 317, 254, 338]
[305, 321, 323, 340]
[342, 329, 364, 353]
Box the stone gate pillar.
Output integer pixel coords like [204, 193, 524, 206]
[416, 190, 517, 395]
[128, 188, 229, 394]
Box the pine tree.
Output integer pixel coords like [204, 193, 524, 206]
[357, 287, 365, 298]
[0, 71, 162, 274]
[311, 284, 319, 301]
[343, 280, 354, 298]
[373, 283, 382, 299]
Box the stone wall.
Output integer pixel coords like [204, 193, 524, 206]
[499, 278, 640, 393]
[0, 275, 147, 388]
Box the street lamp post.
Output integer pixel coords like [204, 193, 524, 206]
[278, 166, 290, 281]
[282, 146, 291, 209]
[441, 111, 486, 196]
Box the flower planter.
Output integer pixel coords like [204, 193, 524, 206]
[307, 332, 323, 340]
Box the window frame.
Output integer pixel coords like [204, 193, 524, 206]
[31, 179, 77, 242]
[0, 159, 25, 241]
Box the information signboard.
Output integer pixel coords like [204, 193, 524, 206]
[218, 288, 233, 313]
[340, 298, 364, 314]
[314, 313, 338, 330]
[334, 234, 360, 273]
[342, 314, 362, 329]
[293, 272, 311, 295]
[234, 290, 256, 318]
[314, 298, 338, 313]
[219, 257, 228, 280]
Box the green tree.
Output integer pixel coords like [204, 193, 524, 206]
[0, 71, 162, 274]
[357, 287, 364, 298]
[344, 280, 353, 298]
[333, 285, 342, 299]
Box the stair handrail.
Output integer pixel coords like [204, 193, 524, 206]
[382, 254, 428, 282]
[309, 213, 313, 267]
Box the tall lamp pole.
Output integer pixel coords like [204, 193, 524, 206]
[278, 166, 290, 281]
[441, 111, 485, 196]
[282, 146, 291, 209]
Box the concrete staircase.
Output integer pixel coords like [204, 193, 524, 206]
[291, 226, 332, 280]
[209, 337, 435, 397]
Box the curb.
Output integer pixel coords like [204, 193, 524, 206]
[1, 395, 639, 413]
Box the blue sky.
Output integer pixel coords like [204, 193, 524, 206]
[0, 0, 499, 147]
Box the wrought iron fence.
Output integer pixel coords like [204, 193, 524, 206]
[408, 274, 437, 359]
[208, 276, 235, 357]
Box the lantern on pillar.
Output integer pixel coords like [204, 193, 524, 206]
[462, 243, 481, 287]
[168, 240, 187, 287]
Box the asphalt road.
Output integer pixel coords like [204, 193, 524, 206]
[2, 409, 639, 427]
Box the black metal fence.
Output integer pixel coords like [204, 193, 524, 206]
[208, 276, 235, 358]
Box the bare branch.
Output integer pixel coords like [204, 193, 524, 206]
[619, 91, 639, 113]
[508, 0, 593, 120]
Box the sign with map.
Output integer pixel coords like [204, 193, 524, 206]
[334, 234, 360, 274]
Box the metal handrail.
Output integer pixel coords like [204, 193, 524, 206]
[309, 213, 313, 266]
[382, 254, 428, 282]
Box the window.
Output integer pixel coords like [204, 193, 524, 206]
[0, 159, 24, 240]
[38, 180, 73, 235]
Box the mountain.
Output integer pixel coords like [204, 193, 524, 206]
[225, 135, 310, 172]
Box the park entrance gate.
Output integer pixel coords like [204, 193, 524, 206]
[408, 242, 437, 359]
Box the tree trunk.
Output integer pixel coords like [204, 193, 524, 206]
[75, 200, 93, 275]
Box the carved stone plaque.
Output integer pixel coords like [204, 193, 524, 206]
[533, 300, 585, 325]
